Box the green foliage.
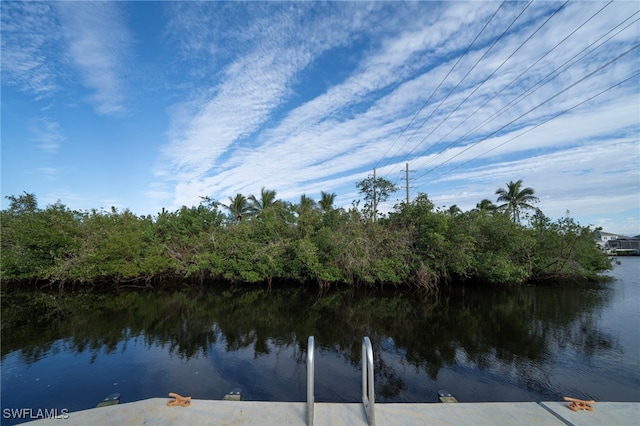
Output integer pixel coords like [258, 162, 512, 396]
[356, 175, 399, 221]
[529, 214, 612, 280]
[220, 193, 251, 223]
[495, 179, 540, 224]
[248, 187, 280, 216]
[1, 188, 611, 289]
[318, 191, 336, 213]
[1, 197, 82, 281]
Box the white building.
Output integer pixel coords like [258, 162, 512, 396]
[594, 231, 619, 249]
[595, 231, 640, 255]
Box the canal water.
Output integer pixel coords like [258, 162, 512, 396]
[1, 258, 639, 423]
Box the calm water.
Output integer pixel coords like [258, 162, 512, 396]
[1, 258, 639, 423]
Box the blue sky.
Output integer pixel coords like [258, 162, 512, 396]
[2, 1, 639, 235]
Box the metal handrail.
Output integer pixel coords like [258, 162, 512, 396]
[307, 336, 315, 426]
[362, 336, 375, 426]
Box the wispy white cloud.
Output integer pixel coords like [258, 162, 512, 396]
[156, 2, 506, 207]
[55, 2, 132, 115]
[144, 1, 639, 235]
[158, 2, 385, 206]
[1, 2, 62, 99]
[423, 135, 639, 225]
[1, 1, 133, 114]
[3, 0, 637, 235]
[38, 167, 60, 182]
[29, 117, 65, 153]
[406, 89, 638, 183]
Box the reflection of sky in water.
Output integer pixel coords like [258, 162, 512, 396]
[2, 258, 639, 424]
[593, 259, 640, 400]
[601, 260, 640, 362]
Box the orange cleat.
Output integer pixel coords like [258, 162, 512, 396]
[563, 396, 595, 411]
[167, 392, 191, 407]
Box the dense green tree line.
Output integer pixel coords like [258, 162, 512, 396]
[0, 180, 611, 289]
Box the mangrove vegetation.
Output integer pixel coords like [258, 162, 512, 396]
[0, 179, 611, 290]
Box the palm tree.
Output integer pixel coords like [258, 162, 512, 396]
[248, 187, 278, 214]
[221, 193, 250, 223]
[475, 199, 497, 213]
[318, 191, 336, 213]
[297, 194, 317, 214]
[448, 204, 462, 216]
[495, 179, 539, 224]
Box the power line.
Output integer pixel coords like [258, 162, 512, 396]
[404, 0, 570, 167]
[410, 10, 640, 179]
[425, 71, 640, 185]
[373, 0, 509, 173]
[408, 0, 615, 168]
[376, 0, 520, 175]
[411, 43, 640, 187]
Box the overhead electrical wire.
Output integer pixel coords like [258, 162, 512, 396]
[408, 0, 617, 171]
[231, 3, 639, 207]
[409, 10, 640, 187]
[398, 0, 570, 172]
[415, 42, 640, 181]
[395, 0, 570, 177]
[373, 0, 508, 172]
[423, 71, 640, 186]
[399, 1, 534, 155]
[233, 1, 509, 200]
[241, 0, 510, 200]
[410, 43, 640, 190]
[378, 0, 536, 183]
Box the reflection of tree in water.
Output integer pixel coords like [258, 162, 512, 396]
[1, 282, 620, 399]
[426, 284, 622, 399]
[375, 354, 407, 399]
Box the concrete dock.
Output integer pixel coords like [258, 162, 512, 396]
[24, 399, 639, 425]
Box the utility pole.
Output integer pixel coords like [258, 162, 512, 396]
[406, 163, 410, 204]
[373, 167, 377, 223]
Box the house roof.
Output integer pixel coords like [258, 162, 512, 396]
[596, 231, 619, 237]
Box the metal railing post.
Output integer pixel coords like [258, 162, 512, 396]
[362, 336, 375, 426]
[307, 336, 315, 426]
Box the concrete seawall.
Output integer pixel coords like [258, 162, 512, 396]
[24, 399, 639, 425]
